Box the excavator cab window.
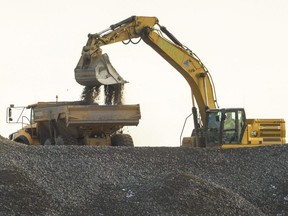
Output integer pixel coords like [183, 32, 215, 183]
[206, 110, 222, 147]
[205, 109, 246, 146]
[221, 109, 245, 144]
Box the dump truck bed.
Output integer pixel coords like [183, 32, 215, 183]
[9, 101, 140, 145]
[33, 102, 141, 127]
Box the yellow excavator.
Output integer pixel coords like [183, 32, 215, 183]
[74, 16, 286, 148]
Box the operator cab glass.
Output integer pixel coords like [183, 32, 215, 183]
[206, 110, 222, 147]
[206, 109, 246, 147]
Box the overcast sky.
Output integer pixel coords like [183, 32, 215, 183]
[1, 0, 288, 146]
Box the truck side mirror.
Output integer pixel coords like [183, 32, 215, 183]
[7, 105, 15, 123]
[8, 108, 13, 122]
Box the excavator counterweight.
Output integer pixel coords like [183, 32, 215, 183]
[75, 53, 126, 86]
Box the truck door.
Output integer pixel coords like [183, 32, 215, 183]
[205, 110, 222, 147]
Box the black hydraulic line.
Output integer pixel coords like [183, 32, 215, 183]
[180, 112, 193, 146]
[110, 16, 136, 30]
[159, 25, 184, 47]
[122, 31, 142, 45]
[192, 106, 200, 146]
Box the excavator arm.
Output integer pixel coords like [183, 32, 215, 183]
[75, 16, 218, 126]
[75, 16, 158, 86]
[140, 25, 218, 124]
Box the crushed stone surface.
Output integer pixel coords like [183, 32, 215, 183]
[0, 135, 288, 215]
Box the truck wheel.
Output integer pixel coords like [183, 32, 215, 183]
[111, 134, 134, 147]
[15, 136, 30, 145]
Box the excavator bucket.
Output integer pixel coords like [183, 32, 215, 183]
[74, 53, 127, 86]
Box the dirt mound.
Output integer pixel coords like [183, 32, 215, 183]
[1, 136, 288, 215]
[0, 170, 57, 215]
[124, 172, 264, 215]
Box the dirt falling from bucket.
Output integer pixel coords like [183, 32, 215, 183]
[81, 86, 101, 105]
[81, 84, 124, 105]
[104, 84, 124, 105]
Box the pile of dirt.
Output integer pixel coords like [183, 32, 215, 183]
[0, 136, 288, 215]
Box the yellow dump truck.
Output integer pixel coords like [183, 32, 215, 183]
[6, 101, 141, 146]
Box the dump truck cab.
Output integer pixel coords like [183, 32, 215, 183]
[7, 104, 40, 145]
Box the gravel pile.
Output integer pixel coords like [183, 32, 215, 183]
[1, 135, 288, 215]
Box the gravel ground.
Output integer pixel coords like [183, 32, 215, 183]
[0, 135, 288, 216]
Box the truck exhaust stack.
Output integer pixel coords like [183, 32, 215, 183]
[75, 53, 127, 86]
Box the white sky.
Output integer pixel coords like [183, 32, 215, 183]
[1, 0, 288, 146]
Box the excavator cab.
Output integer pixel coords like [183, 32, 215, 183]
[75, 53, 126, 86]
[205, 108, 246, 147]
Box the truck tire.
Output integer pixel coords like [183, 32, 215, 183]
[111, 134, 134, 147]
[15, 136, 30, 145]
